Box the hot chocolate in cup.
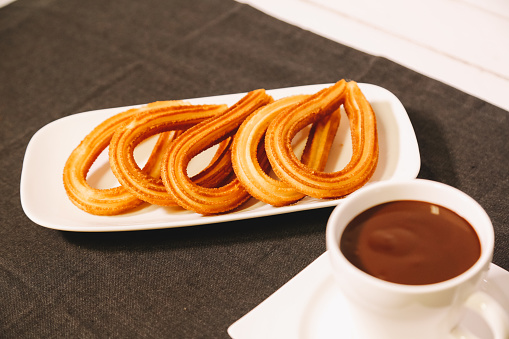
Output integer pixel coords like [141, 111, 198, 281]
[326, 179, 509, 339]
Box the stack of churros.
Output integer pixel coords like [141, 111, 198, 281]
[63, 80, 378, 215]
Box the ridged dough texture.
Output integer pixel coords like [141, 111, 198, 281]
[265, 80, 378, 199]
[231, 94, 341, 206]
[64, 101, 186, 215]
[63, 80, 378, 216]
[161, 89, 274, 215]
[108, 104, 229, 207]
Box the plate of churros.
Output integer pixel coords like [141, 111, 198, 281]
[20, 81, 420, 232]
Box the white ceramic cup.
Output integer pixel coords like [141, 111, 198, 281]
[326, 179, 509, 339]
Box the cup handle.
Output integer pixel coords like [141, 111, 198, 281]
[450, 291, 509, 339]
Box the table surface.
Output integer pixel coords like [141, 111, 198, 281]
[240, 0, 509, 113]
[1, 0, 508, 338]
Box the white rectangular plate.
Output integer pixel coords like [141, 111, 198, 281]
[20, 83, 420, 232]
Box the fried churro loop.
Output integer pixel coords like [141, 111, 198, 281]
[63, 101, 185, 215]
[231, 95, 341, 206]
[64, 80, 379, 217]
[161, 89, 273, 214]
[265, 80, 378, 199]
[108, 104, 229, 206]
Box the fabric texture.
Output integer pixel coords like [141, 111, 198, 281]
[1, 0, 508, 337]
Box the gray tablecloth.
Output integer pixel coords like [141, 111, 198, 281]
[1, 0, 508, 337]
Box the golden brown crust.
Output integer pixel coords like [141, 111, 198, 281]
[161, 89, 273, 214]
[63, 80, 379, 217]
[108, 104, 229, 206]
[265, 80, 378, 199]
[300, 107, 341, 172]
[63, 101, 186, 215]
[231, 94, 342, 206]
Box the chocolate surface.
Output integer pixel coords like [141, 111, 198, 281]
[340, 201, 481, 285]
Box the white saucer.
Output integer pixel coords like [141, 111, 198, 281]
[228, 252, 509, 339]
